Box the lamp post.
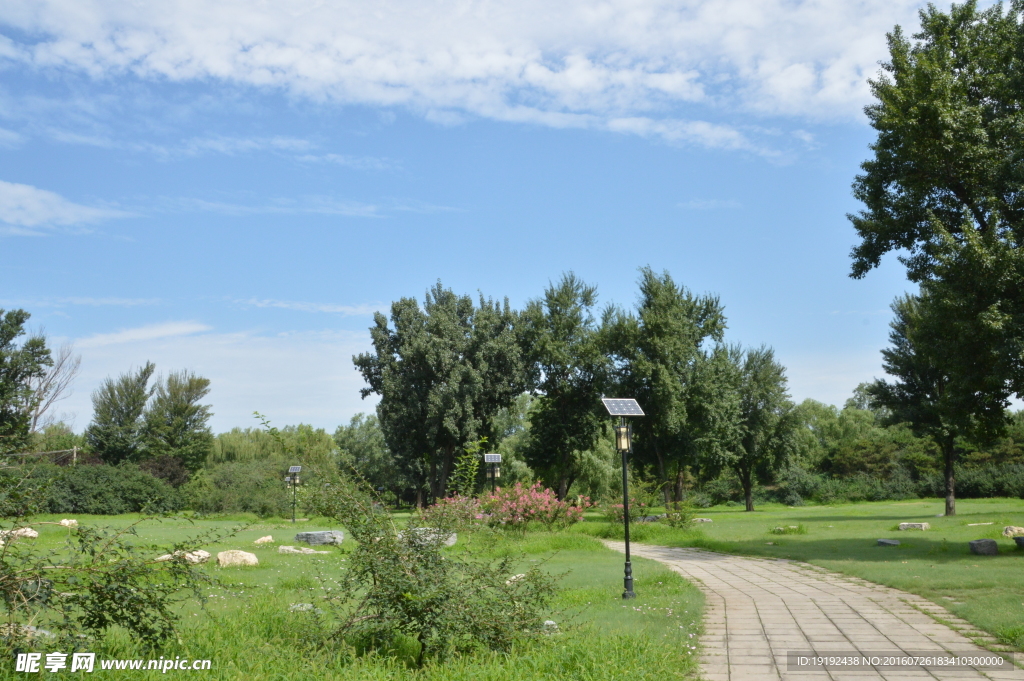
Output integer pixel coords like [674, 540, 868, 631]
[287, 466, 301, 523]
[484, 453, 501, 492]
[602, 398, 644, 600]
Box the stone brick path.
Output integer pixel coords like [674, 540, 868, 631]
[603, 541, 1022, 680]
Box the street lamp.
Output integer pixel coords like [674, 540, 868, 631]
[602, 398, 645, 600]
[286, 466, 301, 523]
[483, 453, 502, 492]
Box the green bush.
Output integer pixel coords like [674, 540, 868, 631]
[181, 460, 290, 516]
[43, 463, 181, 514]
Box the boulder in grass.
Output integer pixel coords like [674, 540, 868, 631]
[217, 550, 259, 567]
[1015, 537, 1024, 549]
[1002, 526, 1024, 538]
[254, 535, 274, 545]
[294, 531, 344, 546]
[693, 518, 713, 523]
[278, 546, 330, 555]
[397, 528, 457, 547]
[877, 539, 900, 547]
[156, 550, 210, 564]
[897, 520, 929, 532]
[1, 527, 39, 540]
[969, 539, 998, 556]
[59, 519, 78, 528]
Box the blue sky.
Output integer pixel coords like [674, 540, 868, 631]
[1, 0, 931, 432]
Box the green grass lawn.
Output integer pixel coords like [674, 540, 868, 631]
[575, 497, 1024, 650]
[2, 514, 703, 680]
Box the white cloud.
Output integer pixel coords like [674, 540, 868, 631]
[169, 196, 380, 218]
[0, 296, 160, 308]
[0, 179, 131, 233]
[0, 0, 925, 146]
[240, 299, 381, 316]
[62, 325, 377, 432]
[78, 321, 210, 348]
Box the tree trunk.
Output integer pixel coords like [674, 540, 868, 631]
[428, 458, 438, 503]
[674, 464, 685, 505]
[943, 434, 956, 517]
[437, 444, 455, 499]
[654, 446, 669, 506]
[737, 465, 754, 512]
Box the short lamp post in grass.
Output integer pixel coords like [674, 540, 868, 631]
[602, 397, 645, 600]
[285, 465, 301, 523]
[484, 453, 502, 492]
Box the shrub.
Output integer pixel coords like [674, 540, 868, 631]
[419, 494, 481, 532]
[181, 460, 290, 516]
[36, 463, 181, 514]
[306, 475, 559, 666]
[483, 482, 590, 531]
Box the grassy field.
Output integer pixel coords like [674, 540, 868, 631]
[2, 514, 704, 680]
[575, 497, 1024, 650]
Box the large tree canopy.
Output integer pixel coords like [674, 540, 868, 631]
[850, 0, 1024, 398]
[86, 362, 156, 465]
[354, 282, 527, 503]
[607, 267, 736, 501]
[0, 309, 52, 454]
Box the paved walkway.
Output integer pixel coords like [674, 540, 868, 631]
[603, 541, 1022, 681]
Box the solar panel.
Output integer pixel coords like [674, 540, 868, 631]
[288, 466, 302, 473]
[601, 398, 645, 416]
[483, 453, 501, 463]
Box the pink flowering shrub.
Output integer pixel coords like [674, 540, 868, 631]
[482, 482, 592, 532]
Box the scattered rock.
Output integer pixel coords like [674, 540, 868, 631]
[969, 539, 998, 556]
[0, 527, 39, 540]
[155, 550, 210, 564]
[294, 531, 344, 546]
[289, 603, 315, 612]
[59, 519, 78, 528]
[693, 518, 713, 523]
[1014, 537, 1024, 549]
[639, 515, 662, 522]
[1002, 526, 1024, 538]
[505, 573, 526, 586]
[968, 522, 993, 526]
[397, 528, 456, 547]
[217, 550, 259, 567]
[899, 522, 930, 531]
[254, 535, 274, 545]
[877, 539, 900, 547]
[278, 545, 330, 555]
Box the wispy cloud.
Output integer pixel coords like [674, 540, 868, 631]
[679, 199, 742, 210]
[296, 153, 397, 171]
[0, 0, 924, 149]
[78, 321, 210, 348]
[239, 298, 381, 316]
[0, 179, 133, 235]
[169, 196, 380, 218]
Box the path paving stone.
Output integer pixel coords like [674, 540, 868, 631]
[603, 541, 1022, 680]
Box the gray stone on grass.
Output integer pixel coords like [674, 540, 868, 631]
[398, 528, 456, 547]
[294, 531, 344, 546]
[278, 545, 330, 555]
[969, 538, 998, 556]
[877, 539, 900, 547]
[1015, 537, 1024, 549]
[693, 518, 713, 523]
[898, 522, 930, 531]
[217, 550, 259, 567]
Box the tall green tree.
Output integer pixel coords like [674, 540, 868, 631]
[86, 362, 156, 464]
[867, 294, 1009, 515]
[0, 309, 51, 454]
[850, 0, 1024, 397]
[729, 346, 798, 512]
[354, 282, 527, 503]
[334, 413, 408, 499]
[143, 370, 214, 472]
[607, 268, 736, 501]
[520, 273, 608, 498]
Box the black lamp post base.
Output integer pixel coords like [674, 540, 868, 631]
[623, 560, 636, 599]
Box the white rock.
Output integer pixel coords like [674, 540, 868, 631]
[1002, 526, 1024, 538]
[898, 522, 930, 531]
[505, 573, 526, 585]
[156, 549, 211, 564]
[155, 554, 174, 562]
[217, 550, 259, 567]
[59, 519, 78, 528]
[278, 545, 329, 555]
[1, 527, 39, 539]
[254, 535, 274, 545]
[693, 518, 713, 523]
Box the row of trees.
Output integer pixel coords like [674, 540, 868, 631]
[355, 269, 797, 510]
